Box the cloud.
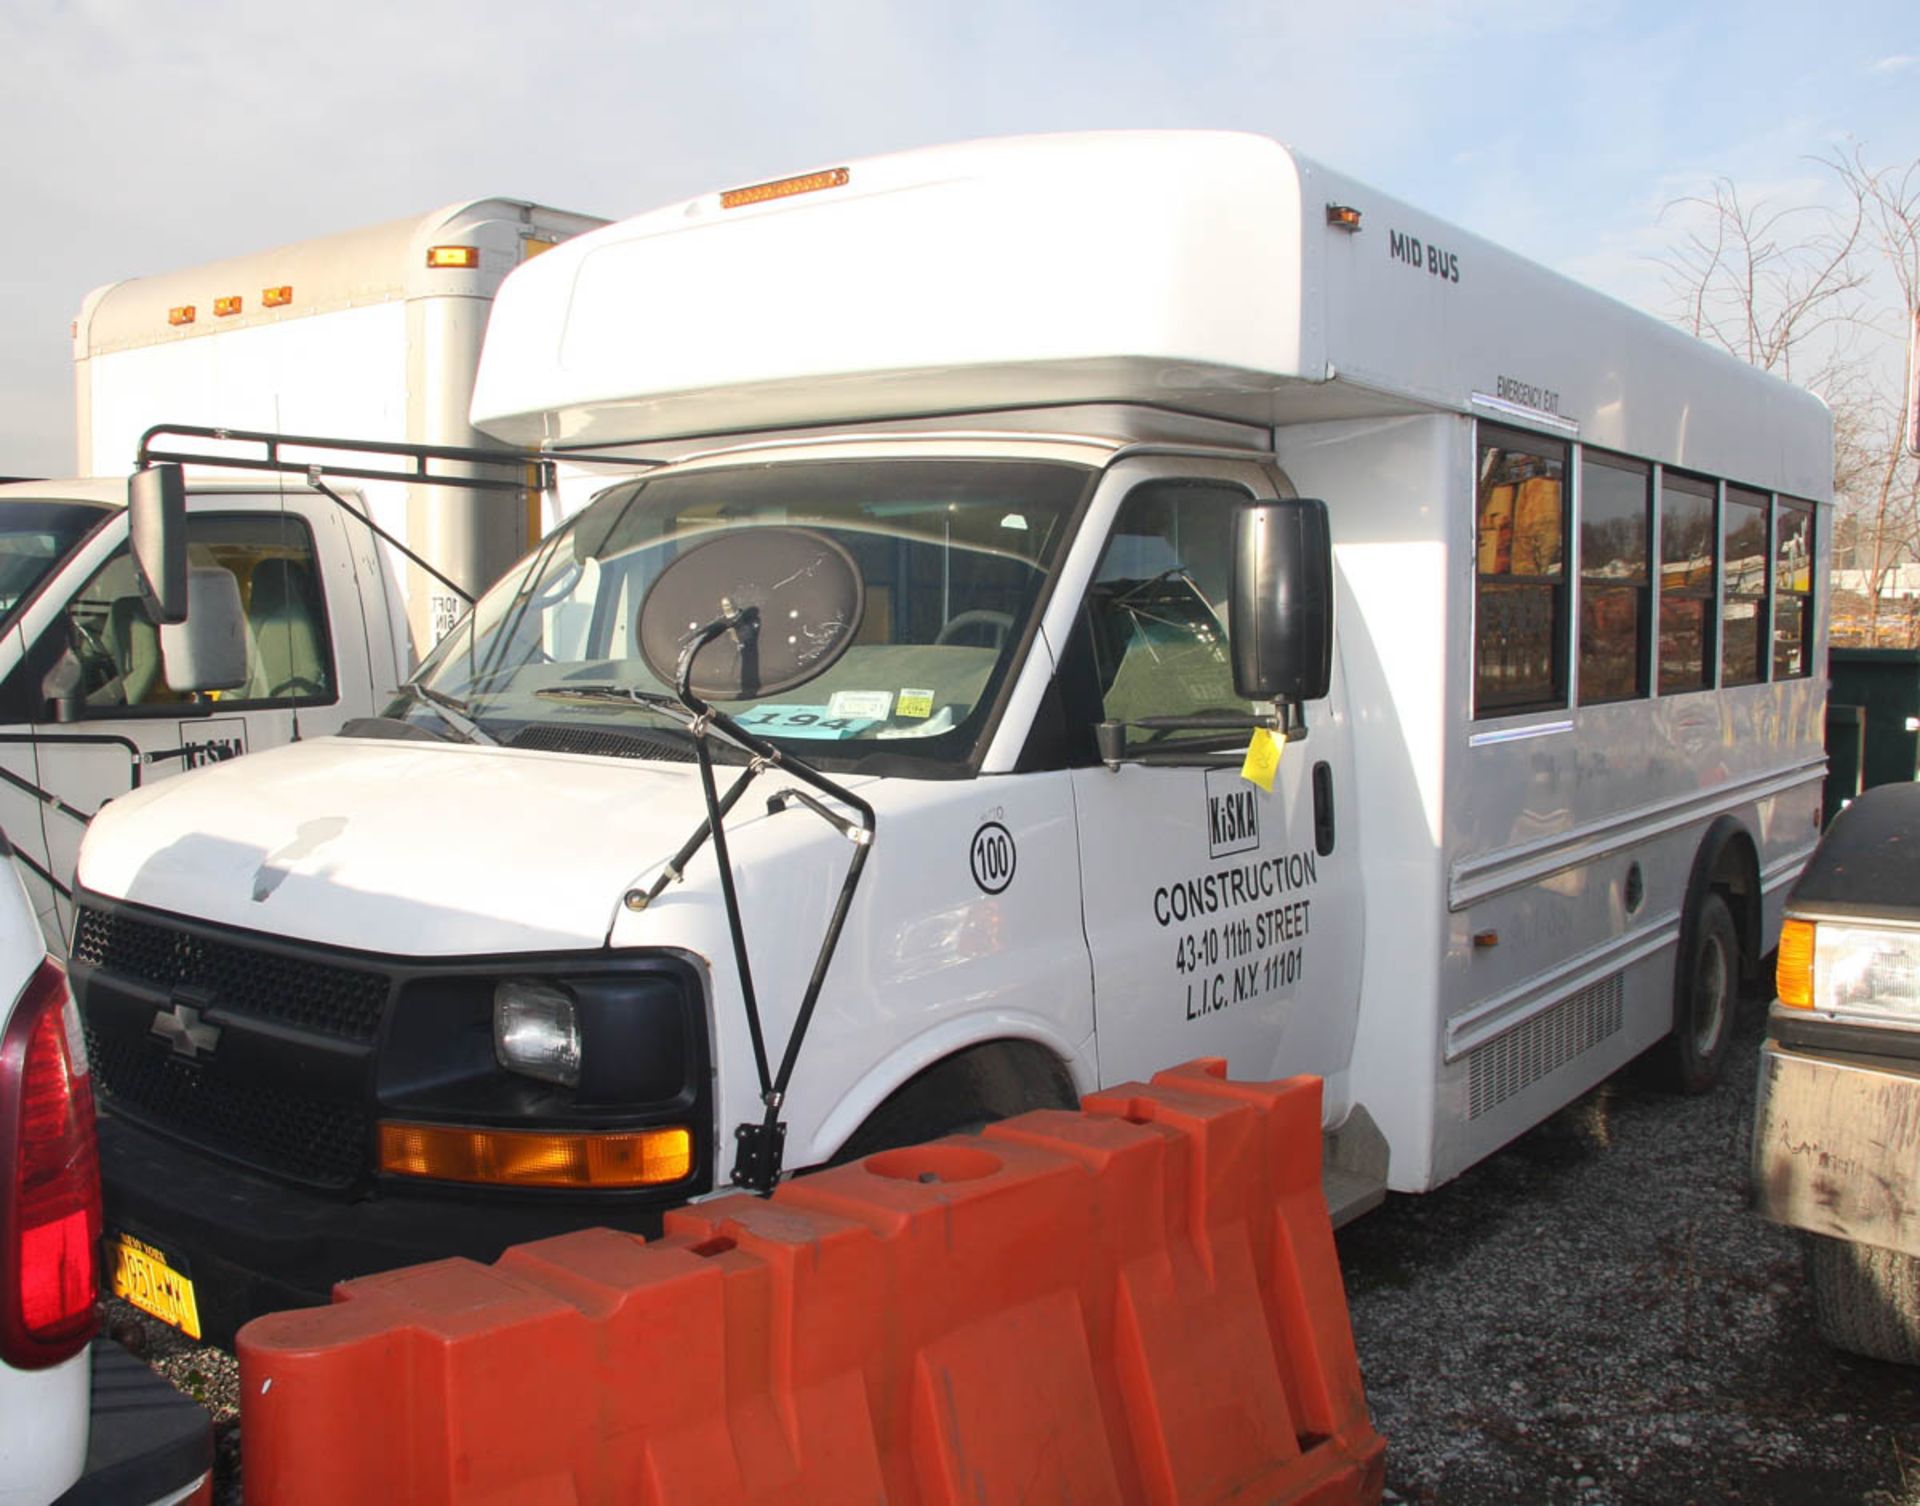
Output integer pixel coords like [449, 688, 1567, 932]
[1868, 54, 1916, 74]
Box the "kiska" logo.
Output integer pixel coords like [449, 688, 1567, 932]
[1204, 767, 1260, 859]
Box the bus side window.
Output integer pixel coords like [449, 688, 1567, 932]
[1721, 486, 1770, 687]
[1475, 425, 1569, 717]
[1578, 452, 1652, 704]
[1658, 473, 1717, 694]
[1773, 499, 1815, 679]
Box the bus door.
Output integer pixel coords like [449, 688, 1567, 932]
[1066, 465, 1362, 1091]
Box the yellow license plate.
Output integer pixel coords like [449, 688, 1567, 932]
[110, 1233, 203, 1340]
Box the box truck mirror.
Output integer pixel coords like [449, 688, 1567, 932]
[637, 527, 864, 700]
[160, 567, 248, 694]
[1230, 499, 1332, 705]
[129, 465, 189, 625]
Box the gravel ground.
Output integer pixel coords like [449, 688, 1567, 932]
[104, 992, 1920, 1505]
[1342, 1000, 1920, 1505]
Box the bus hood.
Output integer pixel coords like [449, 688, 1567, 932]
[76, 735, 759, 956]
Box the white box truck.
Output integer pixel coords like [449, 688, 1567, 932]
[0, 200, 605, 946]
[69, 133, 1831, 1347]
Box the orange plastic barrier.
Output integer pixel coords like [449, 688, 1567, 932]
[238, 1059, 1385, 1505]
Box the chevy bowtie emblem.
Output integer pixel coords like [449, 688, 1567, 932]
[150, 1001, 221, 1060]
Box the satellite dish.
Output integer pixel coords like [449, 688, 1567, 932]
[638, 527, 864, 700]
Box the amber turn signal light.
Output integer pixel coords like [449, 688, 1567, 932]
[378, 1121, 693, 1187]
[1776, 918, 1815, 1008]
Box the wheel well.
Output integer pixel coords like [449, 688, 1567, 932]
[1692, 817, 1762, 985]
[829, 1039, 1079, 1165]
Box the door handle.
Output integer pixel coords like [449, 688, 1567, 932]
[1312, 760, 1336, 856]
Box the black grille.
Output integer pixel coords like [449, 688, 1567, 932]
[85, 1023, 366, 1187]
[509, 724, 697, 763]
[72, 906, 388, 1043]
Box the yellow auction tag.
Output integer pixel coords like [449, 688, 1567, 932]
[1241, 727, 1285, 792]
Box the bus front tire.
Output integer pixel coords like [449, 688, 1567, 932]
[829, 1041, 1077, 1165]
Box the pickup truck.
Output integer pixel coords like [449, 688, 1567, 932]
[1753, 780, 1920, 1363]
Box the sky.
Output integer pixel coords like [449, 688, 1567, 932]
[1, 0, 1914, 477]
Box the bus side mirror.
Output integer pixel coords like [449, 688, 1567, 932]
[129, 464, 188, 625]
[1230, 499, 1333, 704]
[161, 568, 248, 693]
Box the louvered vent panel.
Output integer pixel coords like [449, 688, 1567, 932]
[1467, 973, 1623, 1120]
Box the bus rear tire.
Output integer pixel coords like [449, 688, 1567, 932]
[1655, 891, 1739, 1094]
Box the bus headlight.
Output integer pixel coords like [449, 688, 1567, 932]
[493, 980, 581, 1086]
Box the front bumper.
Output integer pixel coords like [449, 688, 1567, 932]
[98, 1112, 674, 1350]
[1751, 1032, 1920, 1257]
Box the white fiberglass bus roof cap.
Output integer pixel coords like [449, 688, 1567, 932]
[471, 129, 1831, 498]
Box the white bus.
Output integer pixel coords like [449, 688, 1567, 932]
[73, 131, 1829, 1344]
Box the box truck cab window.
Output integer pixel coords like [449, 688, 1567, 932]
[55, 514, 334, 711]
[408, 458, 1089, 768]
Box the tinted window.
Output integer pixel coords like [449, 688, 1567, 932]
[1659, 473, 1716, 694]
[1475, 426, 1568, 716]
[1721, 487, 1769, 687]
[1578, 453, 1650, 704]
[1774, 499, 1815, 679]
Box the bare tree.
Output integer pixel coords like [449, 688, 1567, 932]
[1658, 172, 1866, 382]
[1659, 148, 1920, 646]
[1829, 149, 1920, 644]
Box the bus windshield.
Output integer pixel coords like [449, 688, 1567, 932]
[405, 457, 1092, 771]
[0, 500, 113, 627]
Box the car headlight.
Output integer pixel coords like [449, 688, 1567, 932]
[493, 979, 581, 1086]
[1779, 917, 1920, 1025]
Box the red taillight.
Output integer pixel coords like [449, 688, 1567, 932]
[1, 958, 101, 1368]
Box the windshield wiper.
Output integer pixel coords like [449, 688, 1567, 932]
[409, 683, 498, 746]
[532, 683, 686, 717]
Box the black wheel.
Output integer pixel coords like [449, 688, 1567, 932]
[829, 1042, 1076, 1164]
[1806, 1233, 1920, 1365]
[1655, 891, 1739, 1094]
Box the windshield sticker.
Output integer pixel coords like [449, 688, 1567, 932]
[828, 689, 894, 721]
[896, 688, 935, 719]
[735, 705, 878, 740]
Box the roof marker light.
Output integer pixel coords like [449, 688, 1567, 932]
[168, 306, 196, 327]
[213, 295, 243, 318]
[721, 167, 850, 210]
[1326, 204, 1363, 232]
[262, 285, 294, 308]
[426, 245, 480, 270]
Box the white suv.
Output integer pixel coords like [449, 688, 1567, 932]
[0, 840, 210, 1506]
